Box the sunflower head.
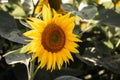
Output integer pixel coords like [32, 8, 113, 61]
[34, 0, 64, 14]
[115, 0, 120, 8]
[24, 5, 82, 71]
[48, 0, 62, 11]
[96, 0, 101, 4]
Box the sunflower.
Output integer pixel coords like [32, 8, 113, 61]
[34, 0, 64, 14]
[115, 0, 120, 8]
[24, 5, 81, 71]
[96, 0, 101, 4]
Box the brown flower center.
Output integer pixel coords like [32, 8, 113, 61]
[48, 0, 61, 11]
[41, 23, 65, 53]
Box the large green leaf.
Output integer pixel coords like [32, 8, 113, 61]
[61, 3, 77, 12]
[97, 55, 120, 74]
[77, 54, 120, 74]
[3, 48, 31, 65]
[3, 46, 31, 80]
[0, 0, 26, 18]
[76, 40, 120, 74]
[95, 41, 113, 57]
[0, 10, 28, 44]
[74, 5, 97, 19]
[54, 76, 82, 80]
[100, 10, 120, 27]
[102, 1, 114, 9]
[76, 49, 98, 66]
[62, 4, 97, 20]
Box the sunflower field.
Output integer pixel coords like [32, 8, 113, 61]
[0, 0, 120, 80]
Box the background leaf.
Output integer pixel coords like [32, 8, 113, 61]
[0, 0, 26, 18]
[0, 10, 28, 44]
[75, 5, 97, 20]
[3, 48, 31, 65]
[54, 75, 82, 80]
[99, 10, 120, 27]
[97, 55, 120, 74]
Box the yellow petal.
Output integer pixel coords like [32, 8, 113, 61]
[27, 20, 44, 32]
[65, 43, 79, 53]
[52, 53, 57, 70]
[34, 5, 42, 14]
[116, 1, 120, 8]
[53, 9, 59, 17]
[56, 13, 71, 25]
[63, 48, 74, 61]
[59, 50, 69, 63]
[47, 52, 53, 70]
[66, 40, 79, 48]
[31, 45, 43, 61]
[61, 12, 71, 19]
[23, 30, 40, 39]
[62, 23, 74, 33]
[67, 34, 82, 42]
[64, 16, 75, 25]
[28, 18, 43, 25]
[56, 53, 63, 70]
[42, 5, 52, 22]
[39, 50, 48, 68]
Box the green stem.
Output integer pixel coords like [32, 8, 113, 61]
[26, 64, 30, 80]
[33, 68, 39, 79]
[73, 0, 76, 9]
[28, 60, 35, 80]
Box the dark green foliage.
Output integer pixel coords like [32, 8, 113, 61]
[0, 0, 120, 80]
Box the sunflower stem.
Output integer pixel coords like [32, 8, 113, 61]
[28, 60, 35, 80]
[33, 67, 39, 79]
[27, 64, 30, 80]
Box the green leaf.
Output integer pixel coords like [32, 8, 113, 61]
[20, 45, 29, 53]
[100, 10, 120, 27]
[95, 41, 112, 57]
[103, 40, 114, 49]
[54, 76, 82, 80]
[75, 41, 113, 66]
[102, 1, 114, 9]
[97, 54, 120, 74]
[10, 4, 26, 17]
[3, 48, 31, 65]
[0, 1, 26, 18]
[19, 19, 32, 29]
[75, 5, 97, 19]
[61, 3, 77, 12]
[76, 47, 98, 66]
[114, 27, 120, 36]
[0, 10, 28, 44]
[21, 0, 34, 15]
